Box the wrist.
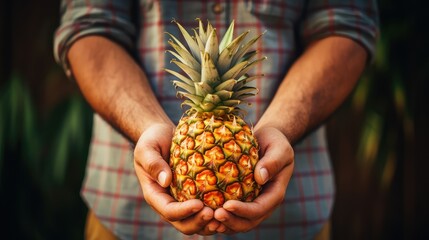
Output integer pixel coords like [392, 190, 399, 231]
[134, 119, 175, 143]
[255, 116, 306, 146]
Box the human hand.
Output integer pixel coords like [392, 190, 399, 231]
[133, 123, 220, 235]
[213, 126, 294, 234]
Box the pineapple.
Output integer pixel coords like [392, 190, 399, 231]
[165, 19, 265, 209]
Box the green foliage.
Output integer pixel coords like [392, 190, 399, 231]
[0, 74, 40, 176]
[351, 3, 418, 191]
[0, 73, 93, 239]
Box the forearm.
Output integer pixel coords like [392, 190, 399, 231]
[256, 36, 367, 145]
[68, 36, 172, 143]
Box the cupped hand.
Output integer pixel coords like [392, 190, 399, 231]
[133, 123, 220, 235]
[214, 126, 294, 234]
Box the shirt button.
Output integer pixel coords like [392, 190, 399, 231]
[212, 3, 224, 14]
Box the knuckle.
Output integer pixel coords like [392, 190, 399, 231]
[287, 145, 295, 160]
[282, 143, 294, 164]
[133, 146, 142, 161]
[144, 158, 160, 174]
[163, 207, 184, 222]
[161, 212, 178, 222]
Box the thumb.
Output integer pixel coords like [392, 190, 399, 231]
[254, 129, 294, 185]
[138, 146, 172, 187]
[134, 124, 174, 188]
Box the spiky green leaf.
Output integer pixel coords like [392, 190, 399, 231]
[165, 69, 195, 85]
[219, 20, 235, 53]
[214, 79, 237, 91]
[214, 90, 233, 100]
[201, 52, 220, 86]
[220, 61, 248, 81]
[173, 81, 195, 94]
[239, 50, 258, 62]
[174, 20, 202, 62]
[182, 100, 204, 112]
[165, 32, 190, 55]
[195, 82, 213, 96]
[167, 40, 201, 70]
[231, 32, 264, 65]
[222, 99, 241, 107]
[200, 101, 215, 111]
[235, 57, 267, 79]
[192, 29, 206, 53]
[171, 60, 201, 82]
[203, 94, 222, 105]
[233, 74, 264, 90]
[206, 21, 214, 44]
[217, 31, 249, 75]
[196, 18, 208, 43]
[178, 92, 203, 105]
[205, 28, 219, 63]
[232, 86, 257, 99]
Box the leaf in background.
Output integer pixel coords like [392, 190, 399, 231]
[0, 91, 4, 182]
[374, 35, 388, 71]
[380, 149, 397, 191]
[22, 81, 40, 170]
[8, 74, 22, 147]
[358, 111, 383, 169]
[352, 75, 370, 113]
[52, 124, 69, 184]
[69, 96, 85, 153]
[50, 95, 88, 185]
[392, 74, 406, 117]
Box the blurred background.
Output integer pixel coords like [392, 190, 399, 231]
[0, 0, 427, 239]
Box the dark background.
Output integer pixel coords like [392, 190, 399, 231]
[0, 0, 427, 239]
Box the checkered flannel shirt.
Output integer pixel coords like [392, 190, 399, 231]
[54, 0, 378, 239]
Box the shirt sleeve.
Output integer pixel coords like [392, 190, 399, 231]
[53, 0, 136, 77]
[300, 0, 379, 61]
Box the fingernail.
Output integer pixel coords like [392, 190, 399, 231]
[260, 168, 269, 184]
[158, 171, 167, 186]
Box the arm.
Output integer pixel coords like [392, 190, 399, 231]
[257, 36, 367, 144]
[68, 36, 171, 142]
[214, 36, 367, 233]
[67, 36, 218, 235]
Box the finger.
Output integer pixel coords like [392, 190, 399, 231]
[214, 223, 234, 235]
[135, 170, 204, 222]
[134, 147, 171, 188]
[223, 166, 292, 219]
[195, 219, 220, 235]
[206, 219, 221, 232]
[170, 206, 214, 235]
[254, 132, 294, 185]
[215, 223, 228, 233]
[134, 124, 174, 187]
[214, 207, 260, 233]
[136, 146, 172, 187]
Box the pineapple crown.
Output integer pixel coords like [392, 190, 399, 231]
[165, 18, 266, 117]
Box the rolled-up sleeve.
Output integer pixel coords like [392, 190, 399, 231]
[300, 0, 379, 61]
[53, 0, 136, 77]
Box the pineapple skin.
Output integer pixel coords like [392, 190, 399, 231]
[169, 114, 261, 209]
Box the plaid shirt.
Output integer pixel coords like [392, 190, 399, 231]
[54, 0, 378, 239]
